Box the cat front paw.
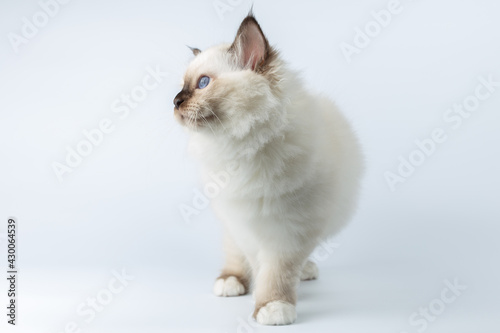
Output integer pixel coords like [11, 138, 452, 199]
[213, 275, 247, 297]
[254, 301, 297, 325]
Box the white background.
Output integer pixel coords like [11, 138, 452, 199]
[1, 0, 499, 332]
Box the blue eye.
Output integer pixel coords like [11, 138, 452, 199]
[197, 76, 210, 89]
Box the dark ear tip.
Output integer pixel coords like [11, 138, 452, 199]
[187, 45, 202, 56]
[247, 4, 254, 17]
[241, 6, 260, 27]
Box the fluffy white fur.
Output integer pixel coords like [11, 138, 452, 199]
[174, 14, 364, 325]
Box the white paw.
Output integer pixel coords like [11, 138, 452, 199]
[213, 276, 246, 297]
[300, 260, 319, 281]
[255, 301, 296, 325]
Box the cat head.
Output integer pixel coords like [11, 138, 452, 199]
[173, 13, 283, 137]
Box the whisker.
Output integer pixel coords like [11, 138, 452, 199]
[207, 107, 226, 132]
[201, 113, 216, 136]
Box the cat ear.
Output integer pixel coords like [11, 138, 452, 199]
[187, 46, 202, 56]
[229, 14, 270, 70]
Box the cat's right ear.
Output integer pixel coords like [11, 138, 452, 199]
[187, 46, 202, 56]
[229, 14, 270, 71]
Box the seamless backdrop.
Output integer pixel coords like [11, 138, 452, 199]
[0, 0, 499, 332]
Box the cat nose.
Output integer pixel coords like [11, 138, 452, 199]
[174, 95, 184, 110]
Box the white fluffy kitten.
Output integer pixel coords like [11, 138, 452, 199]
[174, 13, 364, 325]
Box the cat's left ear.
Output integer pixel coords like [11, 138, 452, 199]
[229, 14, 270, 71]
[188, 46, 202, 56]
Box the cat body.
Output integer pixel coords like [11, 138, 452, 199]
[174, 14, 363, 325]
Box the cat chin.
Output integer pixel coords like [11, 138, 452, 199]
[185, 121, 222, 135]
[174, 109, 220, 131]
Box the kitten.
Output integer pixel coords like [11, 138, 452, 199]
[173, 13, 364, 325]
